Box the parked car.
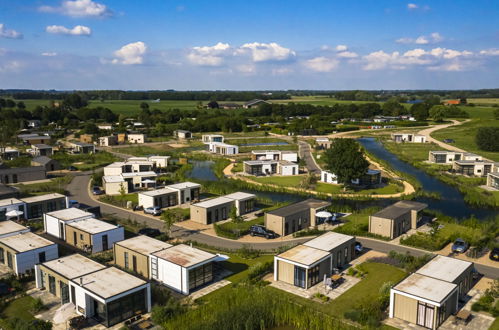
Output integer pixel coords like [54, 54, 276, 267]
[138, 228, 161, 237]
[249, 225, 277, 239]
[489, 247, 499, 261]
[144, 206, 162, 216]
[67, 166, 77, 171]
[92, 186, 103, 195]
[69, 200, 80, 208]
[355, 242, 363, 254]
[254, 211, 264, 217]
[451, 238, 469, 253]
[443, 139, 455, 143]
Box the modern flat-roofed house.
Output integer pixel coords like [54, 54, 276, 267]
[320, 169, 382, 186]
[102, 175, 127, 195]
[392, 133, 426, 143]
[208, 142, 239, 155]
[0, 166, 46, 184]
[104, 161, 154, 175]
[416, 255, 473, 300]
[243, 160, 298, 176]
[0, 220, 30, 239]
[167, 182, 201, 204]
[69, 267, 151, 327]
[303, 232, 356, 269]
[174, 129, 192, 139]
[138, 187, 179, 209]
[428, 151, 482, 164]
[274, 244, 331, 289]
[22, 135, 51, 145]
[128, 133, 145, 144]
[223, 192, 256, 216]
[122, 171, 158, 190]
[265, 199, 331, 236]
[243, 99, 270, 109]
[0, 198, 26, 221]
[43, 208, 95, 240]
[251, 150, 298, 163]
[0, 232, 58, 275]
[389, 273, 458, 329]
[202, 134, 224, 144]
[79, 134, 93, 144]
[31, 156, 61, 172]
[369, 201, 427, 239]
[113, 235, 172, 278]
[452, 160, 496, 177]
[126, 156, 170, 169]
[98, 136, 118, 147]
[190, 197, 233, 225]
[315, 138, 333, 150]
[21, 193, 68, 219]
[35, 254, 106, 304]
[278, 160, 299, 175]
[0, 147, 20, 160]
[69, 141, 95, 154]
[31, 144, 53, 156]
[487, 172, 499, 190]
[150, 243, 217, 295]
[65, 218, 124, 253]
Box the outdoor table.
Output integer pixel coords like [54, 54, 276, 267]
[456, 310, 471, 323]
[331, 274, 342, 282]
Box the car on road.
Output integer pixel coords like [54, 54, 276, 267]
[138, 228, 161, 237]
[489, 247, 499, 261]
[92, 186, 104, 195]
[144, 206, 162, 216]
[67, 166, 77, 171]
[451, 238, 469, 253]
[443, 139, 455, 143]
[355, 242, 363, 254]
[249, 225, 277, 239]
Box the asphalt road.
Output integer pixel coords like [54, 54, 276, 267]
[68, 172, 499, 278]
[298, 141, 321, 174]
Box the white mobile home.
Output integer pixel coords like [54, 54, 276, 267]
[0, 220, 30, 239]
[127, 133, 145, 144]
[43, 208, 95, 240]
[150, 244, 217, 295]
[167, 182, 202, 204]
[208, 142, 239, 155]
[0, 198, 26, 220]
[202, 134, 224, 144]
[65, 218, 124, 253]
[138, 187, 179, 209]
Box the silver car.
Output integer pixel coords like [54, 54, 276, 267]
[144, 206, 162, 216]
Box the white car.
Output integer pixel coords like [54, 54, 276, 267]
[144, 206, 162, 216]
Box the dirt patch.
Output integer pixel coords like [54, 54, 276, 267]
[169, 143, 189, 148]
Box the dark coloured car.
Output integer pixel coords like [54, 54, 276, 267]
[443, 139, 455, 143]
[249, 225, 277, 239]
[67, 166, 77, 171]
[489, 247, 499, 261]
[451, 238, 469, 253]
[92, 186, 103, 195]
[138, 228, 161, 237]
[355, 242, 363, 254]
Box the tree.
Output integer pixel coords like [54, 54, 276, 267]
[475, 127, 499, 152]
[84, 122, 99, 134]
[429, 105, 447, 122]
[382, 98, 405, 116]
[493, 108, 499, 120]
[207, 100, 219, 109]
[140, 102, 149, 111]
[17, 101, 26, 110]
[229, 205, 243, 223]
[5, 99, 15, 108]
[410, 103, 429, 121]
[323, 139, 369, 186]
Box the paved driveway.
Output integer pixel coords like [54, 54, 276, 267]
[298, 140, 321, 174]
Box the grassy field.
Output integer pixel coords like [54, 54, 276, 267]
[467, 98, 499, 105]
[252, 175, 304, 187]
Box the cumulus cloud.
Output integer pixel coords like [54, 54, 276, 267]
[397, 32, 443, 44]
[479, 49, 499, 56]
[0, 23, 23, 39]
[337, 51, 358, 58]
[112, 42, 147, 65]
[187, 42, 231, 66]
[237, 42, 295, 62]
[305, 57, 339, 72]
[407, 3, 418, 10]
[46, 25, 92, 36]
[39, 0, 112, 17]
[336, 45, 348, 52]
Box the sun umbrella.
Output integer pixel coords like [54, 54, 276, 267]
[53, 302, 76, 324]
[6, 209, 23, 220]
[316, 211, 333, 218]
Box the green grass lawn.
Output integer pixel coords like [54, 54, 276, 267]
[252, 175, 304, 187]
[52, 151, 119, 170]
[316, 181, 402, 195]
[1, 295, 37, 322]
[16, 175, 73, 195]
[431, 106, 499, 161]
[231, 162, 243, 173]
[111, 145, 174, 157]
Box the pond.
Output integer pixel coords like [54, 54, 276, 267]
[239, 142, 289, 146]
[358, 137, 496, 220]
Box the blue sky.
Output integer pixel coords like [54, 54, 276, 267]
[0, 0, 498, 90]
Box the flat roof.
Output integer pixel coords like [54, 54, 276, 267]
[152, 244, 216, 268]
[0, 220, 28, 236]
[116, 235, 172, 256]
[393, 273, 457, 304]
[372, 201, 427, 219]
[67, 218, 119, 234]
[75, 267, 147, 299]
[278, 160, 297, 166]
[193, 196, 233, 208]
[121, 171, 157, 178]
[244, 160, 277, 166]
[0, 232, 55, 253]
[454, 160, 494, 165]
[489, 172, 499, 179]
[45, 208, 94, 221]
[251, 150, 281, 154]
[166, 181, 201, 190]
[106, 162, 125, 168]
[416, 255, 473, 283]
[277, 245, 330, 266]
[303, 232, 355, 252]
[267, 199, 331, 217]
[103, 175, 125, 183]
[41, 254, 106, 279]
[0, 198, 24, 207]
[209, 142, 237, 148]
[224, 192, 256, 201]
[139, 187, 177, 197]
[21, 193, 65, 204]
[148, 155, 170, 159]
[32, 144, 52, 149]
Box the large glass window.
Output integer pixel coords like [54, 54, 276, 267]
[188, 263, 213, 291]
[49, 275, 56, 294]
[294, 266, 306, 288]
[307, 265, 320, 288]
[124, 252, 129, 269]
[105, 288, 147, 327]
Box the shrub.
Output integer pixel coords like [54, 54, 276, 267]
[31, 297, 45, 313]
[476, 127, 499, 152]
[246, 261, 273, 283]
[293, 228, 326, 238]
[236, 244, 261, 259]
[400, 232, 449, 251]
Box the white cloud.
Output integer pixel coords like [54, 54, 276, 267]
[335, 45, 348, 52]
[0, 23, 23, 39]
[41, 52, 58, 56]
[237, 42, 295, 62]
[39, 0, 111, 17]
[337, 51, 358, 58]
[305, 57, 339, 72]
[480, 49, 499, 56]
[407, 3, 418, 10]
[0, 60, 23, 72]
[112, 41, 147, 65]
[396, 32, 443, 44]
[187, 42, 231, 66]
[272, 67, 293, 75]
[46, 25, 92, 36]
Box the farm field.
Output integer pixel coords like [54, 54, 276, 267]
[467, 98, 499, 105]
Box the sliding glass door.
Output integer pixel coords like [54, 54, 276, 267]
[294, 266, 306, 288]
